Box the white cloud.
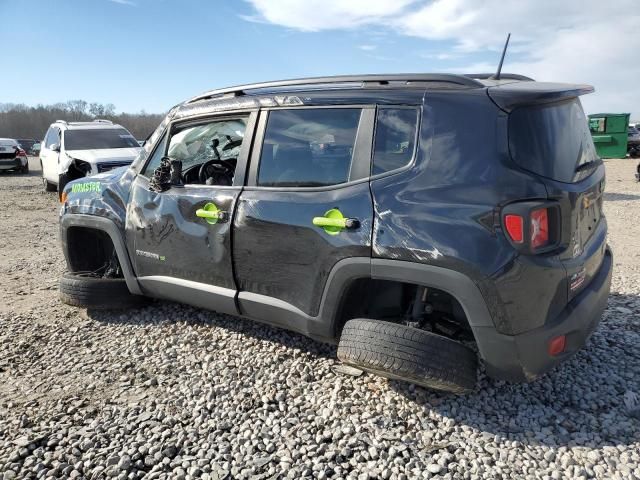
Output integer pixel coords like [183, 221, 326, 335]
[421, 52, 460, 60]
[358, 45, 377, 51]
[109, 0, 137, 5]
[242, 0, 640, 117]
[242, 0, 415, 31]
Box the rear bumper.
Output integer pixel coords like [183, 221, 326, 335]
[0, 158, 24, 169]
[476, 246, 613, 382]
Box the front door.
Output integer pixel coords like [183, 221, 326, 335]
[233, 106, 375, 325]
[41, 126, 60, 183]
[127, 112, 257, 315]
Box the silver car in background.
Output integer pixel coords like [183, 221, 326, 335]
[0, 138, 29, 173]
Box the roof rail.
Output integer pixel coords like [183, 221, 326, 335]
[93, 119, 113, 124]
[466, 73, 535, 81]
[54, 119, 68, 125]
[188, 73, 484, 103]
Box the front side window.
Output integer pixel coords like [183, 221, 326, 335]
[372, 108, 419, 176]
[64, 128, 139, 150]
[45, 128, 60, 148]
[141, 132, 168, 177]
[165, 117, 248, 185]
[257, 108, 362, 187]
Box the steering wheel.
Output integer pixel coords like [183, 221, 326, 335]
[198, 159, 233, 186]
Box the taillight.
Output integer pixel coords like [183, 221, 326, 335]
[16, 148, 27, 157]
[504, 215, 524, 243]
[548, 335, 566, 356]
[502, 201, 559, 254]
[530, 208, 549, 249]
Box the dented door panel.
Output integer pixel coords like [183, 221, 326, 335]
[127, 176, 240, 291]
[233, 183, 373, 317]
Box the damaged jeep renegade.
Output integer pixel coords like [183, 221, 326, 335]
[58, 73, 612, 393]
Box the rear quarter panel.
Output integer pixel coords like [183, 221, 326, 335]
[371, 90, 554, 333]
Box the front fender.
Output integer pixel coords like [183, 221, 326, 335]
[61, 166, 137, 229]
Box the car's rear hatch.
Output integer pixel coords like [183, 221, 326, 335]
[0, 142, 17, 160]
[489, 82, 607, 302]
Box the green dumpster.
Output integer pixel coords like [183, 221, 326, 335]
[588, 113, 630, 158]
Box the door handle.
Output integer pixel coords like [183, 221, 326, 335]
[196, 202, 228, 225]
[312, 208, 359, 235]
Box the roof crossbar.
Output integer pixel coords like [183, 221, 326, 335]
[187, 73, 485, 103]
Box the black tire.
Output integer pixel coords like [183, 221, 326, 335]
[337, 318, 478, 394]
[42, 177, 56, 192]
[59, 272, 147, 310]
[22, 163, 29, 174]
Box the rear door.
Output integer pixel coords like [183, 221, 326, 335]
[233, 106, 375, 322]
[127, 112, 257, 315]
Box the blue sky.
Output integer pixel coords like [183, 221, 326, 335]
[1, 0, 638, 117]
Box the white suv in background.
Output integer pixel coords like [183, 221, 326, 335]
[39, 120, 142, 194]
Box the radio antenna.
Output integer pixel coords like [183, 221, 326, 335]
[490, 33, 511, 80]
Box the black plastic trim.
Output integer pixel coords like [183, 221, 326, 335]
[237, 257, 372, 343]
[467, 73, 535, 81]
[475, 246, 612, 382]
[370, 259, 494, 328]
[60, 214, 142, 295]
[137, 276, 237, 316]
[188, 74, 484, 103]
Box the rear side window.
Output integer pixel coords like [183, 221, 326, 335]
[258, 108, 362, 187]
[372, 107, 419, 175]
[509, 99, 598, 183]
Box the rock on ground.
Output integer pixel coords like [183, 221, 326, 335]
[0, 158, 639, 479]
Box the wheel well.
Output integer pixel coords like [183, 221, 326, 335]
[66, 227, 123, 278]
[334, 278, 474, 342]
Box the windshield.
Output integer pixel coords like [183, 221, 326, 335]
[509, 99, 598, 183]
[64, 128, 139, 150]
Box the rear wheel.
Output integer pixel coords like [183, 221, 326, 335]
[337, 318, 478, 394]
[59, 272, 147, 310]
[22, 163, 29, 174]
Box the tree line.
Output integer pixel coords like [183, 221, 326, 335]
[0, 101, 165, 141]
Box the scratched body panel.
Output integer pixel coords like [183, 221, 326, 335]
[63, 166, 136, 229]
[126, 176, 239, 290]
[233, 183, 373, 317]
[370, 90, 567, 334]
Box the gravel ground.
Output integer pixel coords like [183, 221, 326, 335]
[0, 158, 639, 480]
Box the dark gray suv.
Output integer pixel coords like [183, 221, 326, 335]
[57, 73, 612, 393]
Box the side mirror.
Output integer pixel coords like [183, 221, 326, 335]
[51, 143, 60, 152]
[149, 157, 183, 192]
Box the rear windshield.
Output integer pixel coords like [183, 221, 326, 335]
[509, 99, 598, 183]
[64, 128, 139, 150]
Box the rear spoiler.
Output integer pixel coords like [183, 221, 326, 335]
[487, 81, 594, 112]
